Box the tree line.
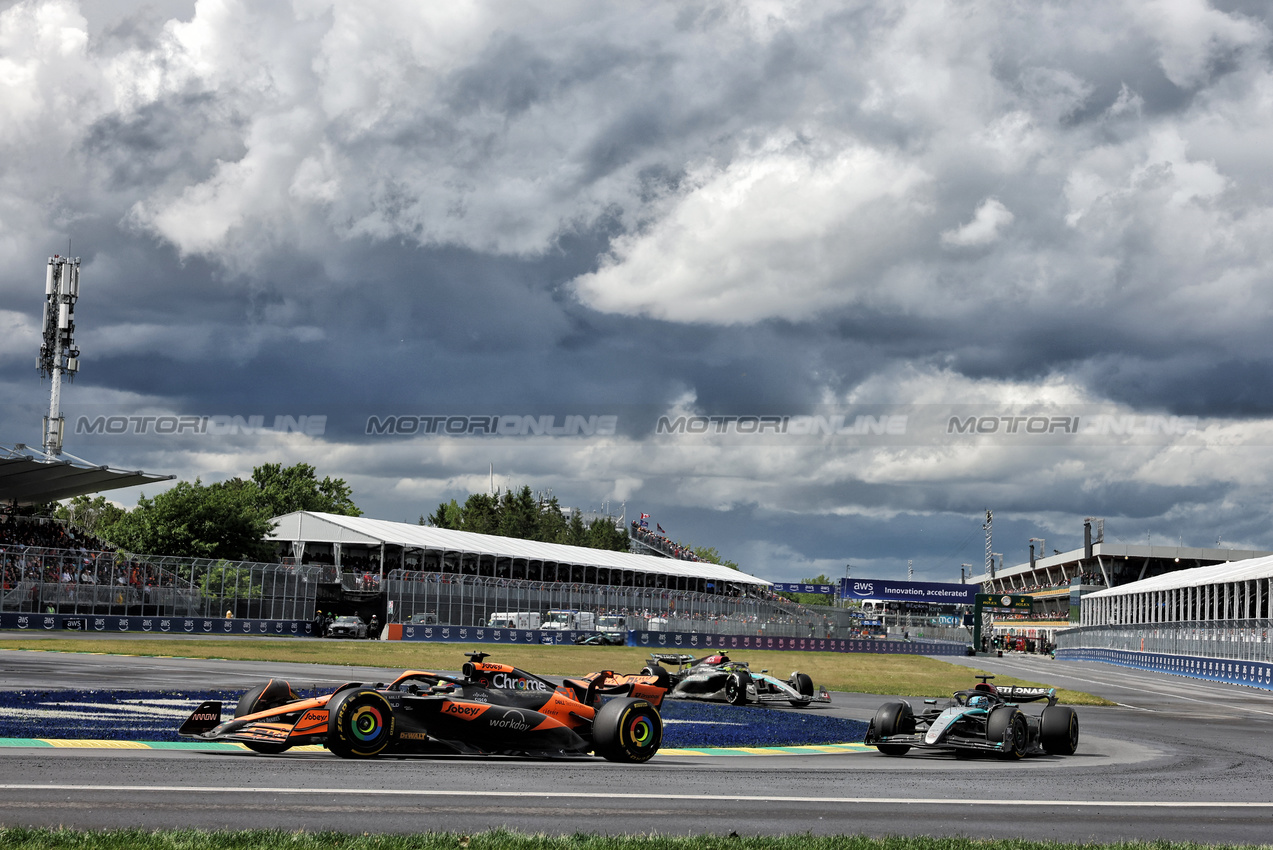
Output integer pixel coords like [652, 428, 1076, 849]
[424, 486, 630, 552]
[55, 463, 360, 561]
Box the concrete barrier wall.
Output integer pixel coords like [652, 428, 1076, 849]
[1057, 646, 1273, 691]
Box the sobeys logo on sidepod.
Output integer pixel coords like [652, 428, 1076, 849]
[442, 702, 487, 720]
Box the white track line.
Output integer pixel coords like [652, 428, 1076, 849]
[0, 785, 1269, 808]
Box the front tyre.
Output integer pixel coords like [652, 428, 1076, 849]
[986, 706, 1028, 760]
[326, 688, 395, 758]
[1040, 706, 1079, 755]
[235, 680, 296, 754]
[871, 701, 914, 756]
[592, 698, 662, 763]
[873, 701, 914, 736]
[788, 672, 815, 707]
[725, 671, 751, 706]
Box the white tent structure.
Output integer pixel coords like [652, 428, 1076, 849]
[269, 511, 770, 593]
[1080, 555, 1273, 627]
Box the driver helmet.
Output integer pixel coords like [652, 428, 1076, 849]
[967, 693, 990, 708]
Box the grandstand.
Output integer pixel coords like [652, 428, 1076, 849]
[268, 511, 768, 594]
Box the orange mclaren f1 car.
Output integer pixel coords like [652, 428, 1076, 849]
[178, 652, 667, 762]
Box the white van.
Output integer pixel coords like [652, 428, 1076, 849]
[486, 612, 541, 629]
[541, 609, 597, 630]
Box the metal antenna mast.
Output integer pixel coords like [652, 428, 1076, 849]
[983, 510, 993, 580]
[38, 255, 81, 456]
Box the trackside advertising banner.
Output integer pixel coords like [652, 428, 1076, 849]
[0, 612, 318, 636]
[391, 624, 968, 656]
[1058, 647, 1273, 691]
[842, 578, 978, 605]
[771, 583, 837, 595]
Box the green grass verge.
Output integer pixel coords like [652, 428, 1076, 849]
[0, 829, 1265, 850]
[0, 638, 1111, 705]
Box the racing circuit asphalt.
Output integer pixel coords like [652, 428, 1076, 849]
[2, 638, 1272, 843]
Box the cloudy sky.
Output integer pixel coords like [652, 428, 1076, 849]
[4, 0, 1273, 583]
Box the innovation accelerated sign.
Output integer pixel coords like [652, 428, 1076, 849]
[842, 578, 978, 605]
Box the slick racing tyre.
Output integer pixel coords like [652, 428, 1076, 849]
[641, 665, 672, 690]
[592, 697, 663, 763]
[234, 680, 296, 754]
[326, 688, 396, 758]
[725, 671, 752, 706]
[788, 672, 815, 706]
[871, 701, 913, 755]
[986, 706, 1029, 760]
[1040, 706, 1080, 755]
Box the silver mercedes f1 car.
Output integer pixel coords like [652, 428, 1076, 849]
[863, 674, 1079, 759]
[641, 653, 831, 708]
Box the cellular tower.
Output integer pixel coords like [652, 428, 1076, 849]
[37, 255, 81, 456]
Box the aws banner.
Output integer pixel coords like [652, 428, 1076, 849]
[628, 630, 968, 656]
[841, 578, 978, 605]
[771, 582, 837, 594]
[395, 624, 585, 644]
[0, 612, 317, 636]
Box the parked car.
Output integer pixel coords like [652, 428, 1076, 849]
[326, 616, 368, 639]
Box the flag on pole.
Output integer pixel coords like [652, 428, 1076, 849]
[656, 523, 665, 533]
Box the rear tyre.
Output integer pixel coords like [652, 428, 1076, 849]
[724, 671, 751, 706]
[641, 665, 672, 690]
[326, 688, 395, 758]
[1040, 706, 1079, 755]
[592, 698, 662, 763]
[235, 680, 296, 754]
[986, 707, 1028, 760]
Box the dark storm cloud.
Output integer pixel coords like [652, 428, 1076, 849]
[5, 0, 1273, 584]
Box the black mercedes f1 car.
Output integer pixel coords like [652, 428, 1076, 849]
[642, 653, 831, 708]
[863, 675, 1079, 759]
[178, 652, 667, 762]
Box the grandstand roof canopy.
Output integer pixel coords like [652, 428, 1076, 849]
[269, 511, 771, 587]
[1, 444, 173, 506]
[1084, 554, 1273, 599]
